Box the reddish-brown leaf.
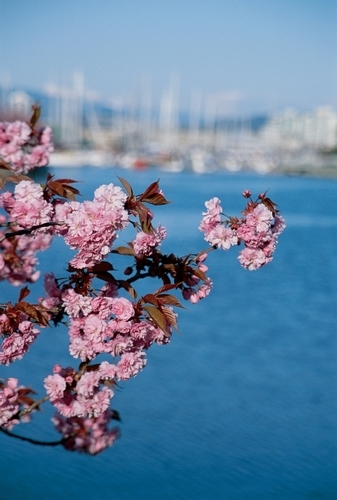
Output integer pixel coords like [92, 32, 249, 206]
[89, 261, 114, 272]
[135, 202, 153, 232]
[262, 197, 279, 215]
[118, 280, 137, 299]
[16, 302, 49, 326]
[17, 395, 36, 407]
[63, 187, 79, 201]
[143, 305, 169, 335]
[139, 180, 160, 200]
[142, 293, 160, 307]
[0, 158, 11, 170]
[140, 216, 153, 234]
[29, 105, 41, 129]
[140, 193, 170, 205]
[117, 176, 133, 198]
[53, 178, 79, 185]
[162, 305, 178, 331]
[111, 246, 135, 256]
[17, 387, 36, 396]
[153, 283, 180, 295]
[157, 294, 183, 308]
[192, 268, 208, 282]
[18, 286, 30, 302]
[47, 180, 68, 197]
[46, 177, 81, 199]
[5, 174, 32, 184]
[94, 271, 118, 286]
[162, 263, 177, 275]
[102, 379, 118, 389]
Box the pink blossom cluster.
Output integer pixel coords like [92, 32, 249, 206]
[199, 196, 285, 270]
[43, 281, 171, 424]
[0, 378, 20, 429]
[0, 180, 130, 283]
[0, 121, 53, 174]
[199, 197, 238, 250]
[0, 117, 286, 455]
[44, 365, 114, 419]
[237, 203, 285, 270]
[0, 317, 40, 365]
[52, 409, 119, 455]
[0, 378, 32, 429]
[132, 225, 167, 256]
[0, 230, 50, 285]
[0, 180, 54, 285]
[55, 183, 129, 268]
[0, 180, 53, 229]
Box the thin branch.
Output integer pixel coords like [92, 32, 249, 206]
[126, 272, 151, 284]
[0, 427, 64, 447]
[19, 395, 50, 417]
[0, 221, 65, 243]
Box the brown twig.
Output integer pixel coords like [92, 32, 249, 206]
[0, 426, 64, 447]
[0, 221, 64, 243]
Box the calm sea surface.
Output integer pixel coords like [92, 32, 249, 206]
[0, 167, 336, 500]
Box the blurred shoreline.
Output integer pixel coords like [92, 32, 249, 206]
[47, 147, 337, 179]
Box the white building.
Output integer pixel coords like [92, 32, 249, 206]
[261, 107, 337, 150]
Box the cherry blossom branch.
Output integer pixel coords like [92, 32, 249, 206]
[0, 112, 285, 455]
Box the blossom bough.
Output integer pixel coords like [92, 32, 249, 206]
[0, 107, 285, 454]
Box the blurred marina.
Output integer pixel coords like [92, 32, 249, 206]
[1, 72, 337, 176]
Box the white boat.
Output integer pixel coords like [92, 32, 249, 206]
[49, 150, 114, 168]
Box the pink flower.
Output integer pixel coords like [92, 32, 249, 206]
[44, 374, 66, 401]
[0, 121, 53, 173]
[91, 296, 114, 319]
[74, 386, 113, 418]
[44, 273, 61, 298]
[188, 279, 213, 303]
[132, 225, 167, 256]
[59, 189, 129, 269]
[0, 378, 20, 428]
[205, 224, 238, 250]
[99, 361, 117, 380]
[196, 253, 209, 273]
[116, 351, 147, 380]
[9, 181, 53, 229]
[76, 372, 101, 398]
[237, 222, 270, 248]
[94, 183, 127, 210]
[82, 315, 106, 342]
[69, 336, 96, 361]
[246, 204, 273, 232]
[0, 322, 39, 365]
[238, 247, 270, 270]
[110, 297, 134, 321]
[62, 288, 92, 318]
[198, 197, 222, 236]
[52, 410, 119, 455]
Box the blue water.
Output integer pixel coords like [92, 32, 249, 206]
[0, 168, 336, 499]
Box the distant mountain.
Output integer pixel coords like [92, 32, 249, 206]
[2, 86, 270, 131]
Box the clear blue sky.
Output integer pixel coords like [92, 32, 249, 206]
[1, 0, 336, 114]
